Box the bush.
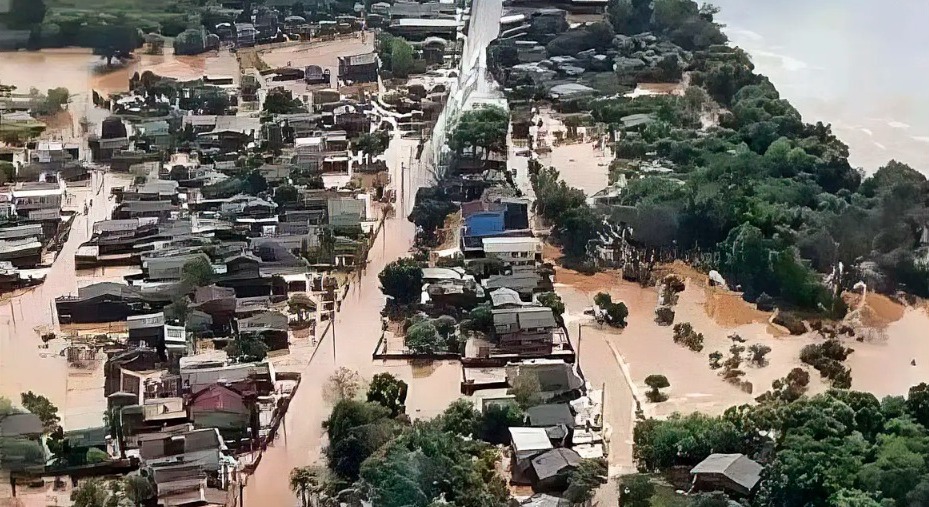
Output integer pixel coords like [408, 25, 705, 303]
[405, 321, 444, 354]
[654, 305, 675, 325]
[644, 374, 670, 403]
[672, 322, 704, 352]
[748, 344, 772, 366]
[800, 339, 853, 387]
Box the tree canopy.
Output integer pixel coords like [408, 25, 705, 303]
[448, 106, 509, 157]
[633, 387, 929, 507]
[379, 258, 424, 305]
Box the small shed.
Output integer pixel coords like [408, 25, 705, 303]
[690, 453, 763, 496]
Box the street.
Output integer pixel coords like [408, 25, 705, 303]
[0, 171, 133, 429]
[241, 132, 463, 505]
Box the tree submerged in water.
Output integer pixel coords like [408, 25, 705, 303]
[91, 25, 143, 66]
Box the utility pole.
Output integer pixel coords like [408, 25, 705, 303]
[329, 287, 337, 364]
[576, 323, 582, 369]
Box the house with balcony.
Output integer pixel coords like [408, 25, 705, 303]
[10, 181, 63, 220]
[492, 306, 558, 355]
[482, 236, 542, 268]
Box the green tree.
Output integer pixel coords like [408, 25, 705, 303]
[181, 257, 214, 288]
[477, 403, 524, 445]
[748, 344, 772, 366]
[367, 373, 408, 417]
[173, 27, 207, 56]
[274, 184, 299, 206]
[405, 321, 444, 354]
[564, 458, 608, 504]
[644, 375, 670, 402]
[379, 258, 424, 305]
[389, 37, 414, 78]
[906, 383, 929, 428]
[91, 25, 142, 65]
[263, 88, 306, 114]
[324, 400, 395, 480]
[536, 292, 565, 321]
[120, 475, 154, 507]
[618, 474, 655, 507]
[224, 333, 269, 362]
[558, 205, 603, 259]
[460, 303, 494, 335]
[440, 398, 480, 437]
[354, 132, 388, 165]
[594, 292, 629, 327]
[8, 0, 47, 28]
[20, 391, 59, 431]
[448, 106, 509, 158]
[71, 479, 110, 507]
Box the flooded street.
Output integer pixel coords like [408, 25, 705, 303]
[0, 172, 134, 429]
[241, 133, 465, 505]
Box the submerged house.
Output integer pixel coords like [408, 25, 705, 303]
[338, 52, 379, 84]
[56, 282, 175, 324]
[492, 306, 559, 355]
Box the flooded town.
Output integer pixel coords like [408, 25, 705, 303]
[1, 0, 929, 507]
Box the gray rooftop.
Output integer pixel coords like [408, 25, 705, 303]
[531, 448, 581, 480]
[690, 453, 763, 491]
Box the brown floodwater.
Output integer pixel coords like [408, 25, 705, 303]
[0, 48, 238, 139]
[0, 173, 133, 428]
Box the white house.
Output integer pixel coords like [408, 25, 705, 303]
[481, 236, 542, 267]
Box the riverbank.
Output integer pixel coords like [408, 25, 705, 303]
[713, 0, 929, 174]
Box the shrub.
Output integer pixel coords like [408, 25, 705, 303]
[672, 322, 704, 352]
[644, 374, 670, 402]
[748, 344, 772, 366]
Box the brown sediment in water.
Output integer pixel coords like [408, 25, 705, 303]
[703, 287, 771, 327]
[845, 292, 907, 329]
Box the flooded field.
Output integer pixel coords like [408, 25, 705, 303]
[0, 48, 238, 140]
[551, 252, 929, 419]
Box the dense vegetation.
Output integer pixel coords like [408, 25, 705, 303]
[525, 0, 929, 315]
[634, 385, 929, 506]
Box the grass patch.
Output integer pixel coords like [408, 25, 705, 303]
[651, 482, 690, 507]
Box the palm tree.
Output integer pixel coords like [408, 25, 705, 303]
[289, 466, 324, 507]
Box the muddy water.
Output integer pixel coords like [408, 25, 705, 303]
[554, 262, 929, 421]
[241, 136, 466, 506]
[0, 173, 133, 427]
[0, 48, 238, 140]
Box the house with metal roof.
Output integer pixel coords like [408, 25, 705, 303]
[690, 453, 763, 496]
[492, 306, 558, 355]
[338, 52, 379, 84]
[530, 447, 582, 490]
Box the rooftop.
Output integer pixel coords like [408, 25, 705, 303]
[690, 453, 763, 491]
[509, 427, 553, 453]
